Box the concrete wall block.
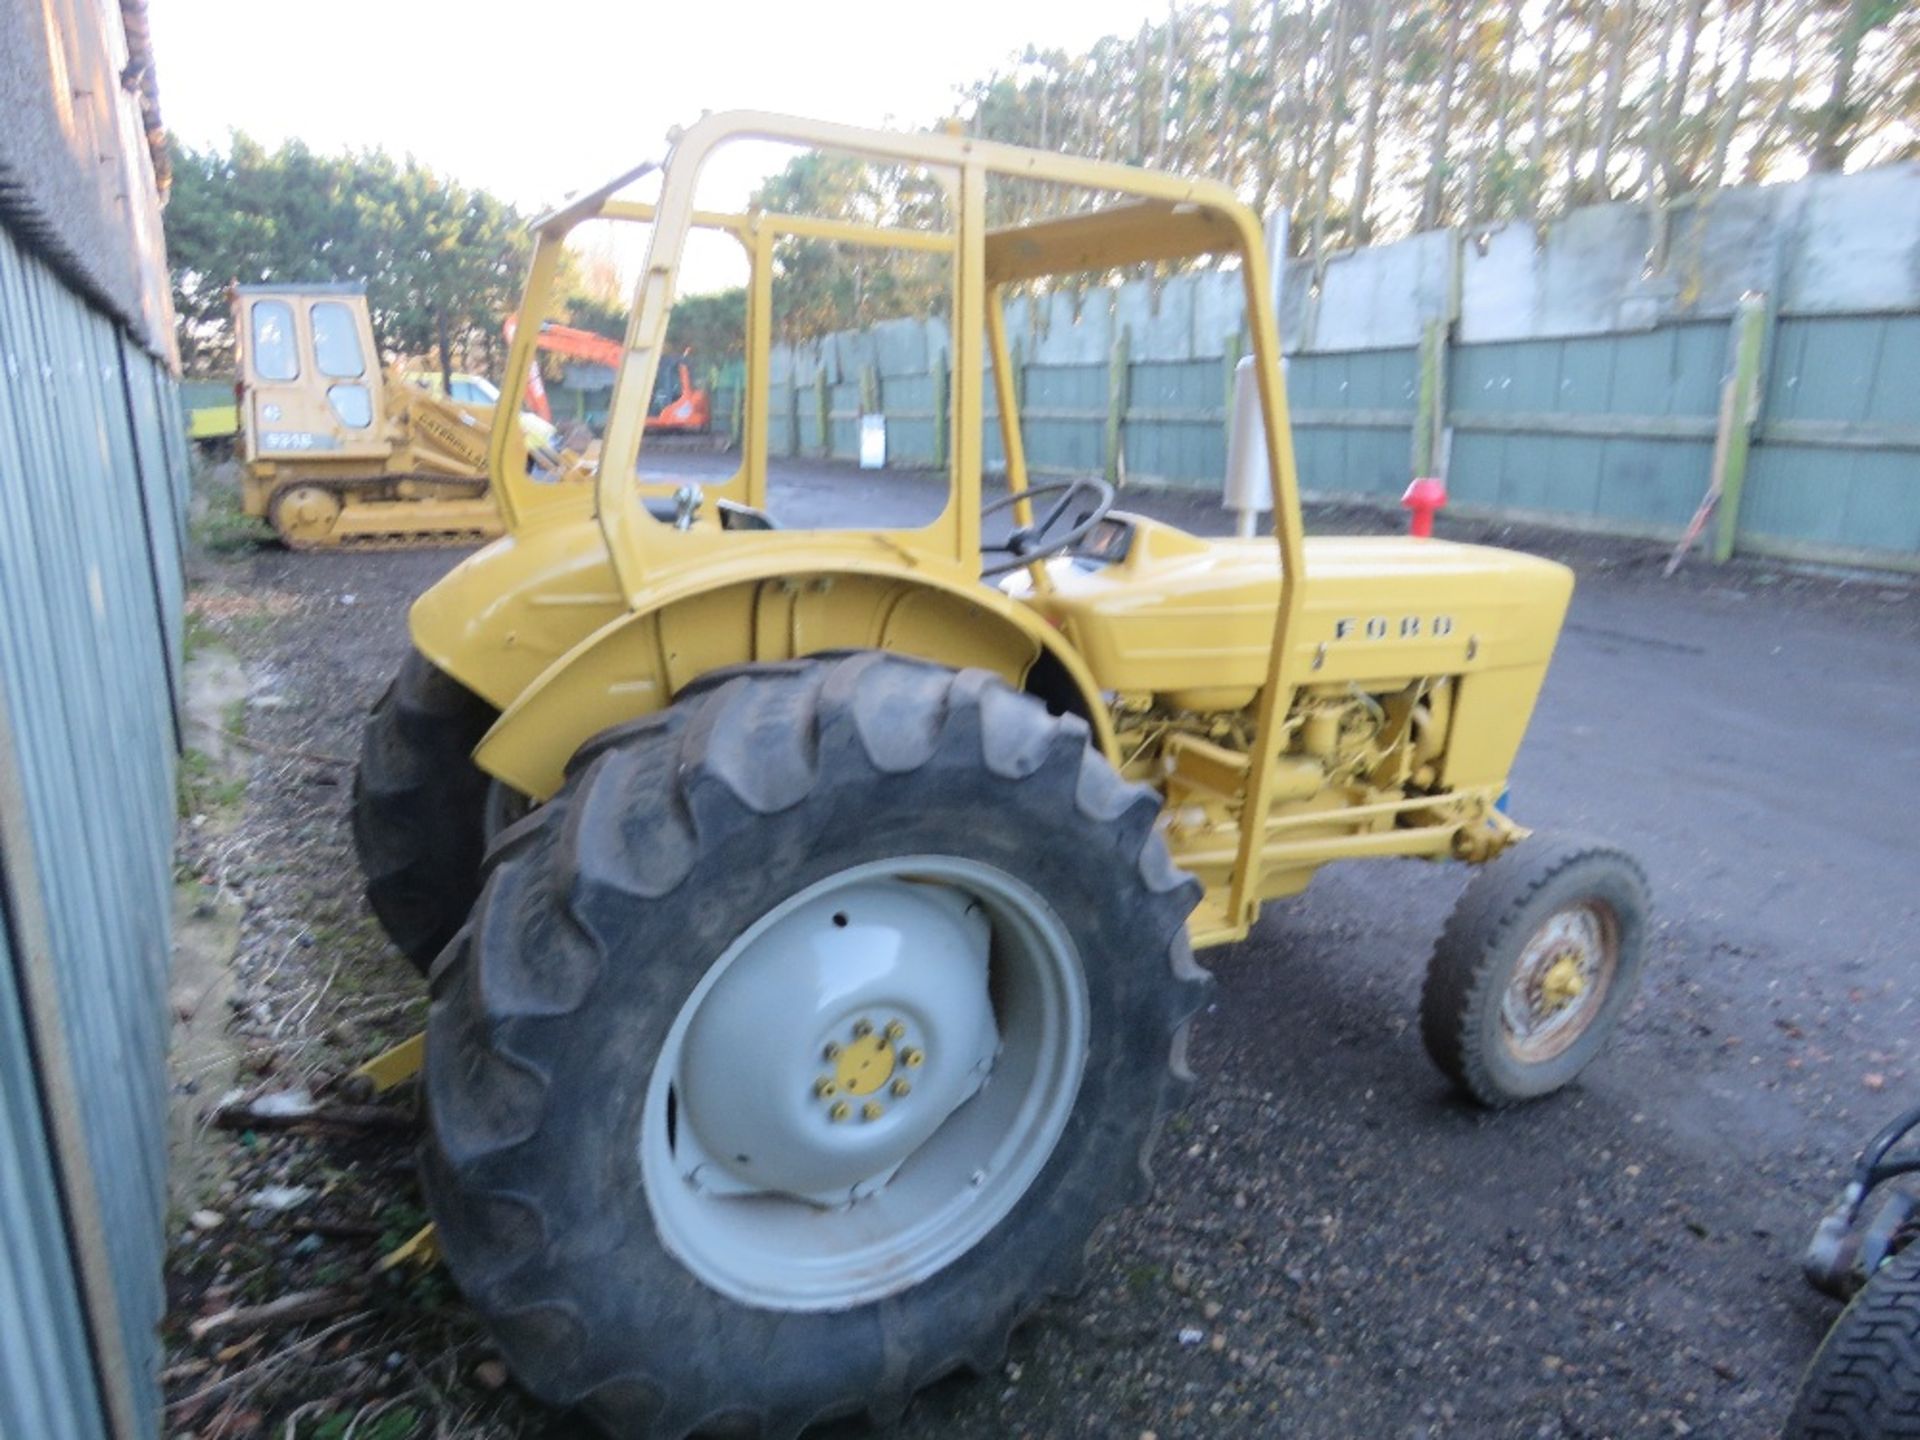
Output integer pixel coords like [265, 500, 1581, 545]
[1117, 275, 1200, 363]
[1461, 204, 1664, 342]
[1784, 163, 1920, 316]
[1314, 229, 1455, 350]
[1659, 183, 1800, 317]
[870, 316, 928, 378]
[1028, 287, 1113, 365]
[1189, 270, 1247, 357]
[1277, 258, 1314, 351]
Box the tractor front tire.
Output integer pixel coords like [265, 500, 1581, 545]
[1786, 1246, 1920, 1439]
[420, 654, 1208, 1438]
[352, 651, 497, 973]
[1420, 835, 1649, 1107]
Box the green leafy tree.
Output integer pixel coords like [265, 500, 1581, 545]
[665, 290, 747, 359]
[166, 135, 531, 376]
[747, 152, 951, 342]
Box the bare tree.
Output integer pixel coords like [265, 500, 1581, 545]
[1418, 0, 1472, 230]
[1586, 0, 1641, 202]
[1152, 3, 1176, 168]
[1134, 21, 1153, 163]
[1476, 0, 1527, 216]
[1810, 0, 1873, 170]
[1712, 0, 1766, 186]
[1742, 0, 1807, 181]
[1349, 0, 1394, 243]
[1526, 0, 1567, 215]
[1638, 4, 1681, 202]
[1288, 0, 1324, 234]
[1251, 0, 1288, 213]
[935, 0, 1911, 284]
[1662, 0, 1711, 154]
[1310, 0, 1355, 263]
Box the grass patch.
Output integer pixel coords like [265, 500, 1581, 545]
[182, 607, 219, 664]
[189, 469, 270, 555]
[176, 747, 247, 819]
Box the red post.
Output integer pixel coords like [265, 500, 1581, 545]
[1402, 476, 1447, 538]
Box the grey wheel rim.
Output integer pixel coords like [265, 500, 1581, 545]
[640, 855, 1090, 1311]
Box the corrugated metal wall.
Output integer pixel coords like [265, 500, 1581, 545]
[0, 217, 188, 1440]
[0, 905, 106, 1440]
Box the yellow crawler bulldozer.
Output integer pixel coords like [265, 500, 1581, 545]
[345, 114, 1651, 1438]
[233, 283, 562, 548]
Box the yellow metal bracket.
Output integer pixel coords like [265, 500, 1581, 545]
[349, 1031, 424, 1095]
[373, 1222, 440, 1274]
[348, 1038, 439, 1273]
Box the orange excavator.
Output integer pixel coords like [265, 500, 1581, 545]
[508, 318, 711, 435]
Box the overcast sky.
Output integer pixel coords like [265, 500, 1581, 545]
[149, 0, 1165, 218]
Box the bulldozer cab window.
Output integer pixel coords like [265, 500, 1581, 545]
[310, 301, 366, 378]
[250, 299, 299, 382]
[327, 384, 372, 429]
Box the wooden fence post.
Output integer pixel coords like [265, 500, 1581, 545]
[786, 379, 801, 459]
[1412, 318, 1449, 478]
[1711, 295, 1770, 564]
[1104, 323, 1130, 487]
[814, 364, 831, 459]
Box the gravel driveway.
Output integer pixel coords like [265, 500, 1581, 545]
[170, 459, 1919, 1440]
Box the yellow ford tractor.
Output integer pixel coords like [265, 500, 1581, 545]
[350, 114, 1650, 1437]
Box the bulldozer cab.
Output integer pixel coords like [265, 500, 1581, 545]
[233, 283, 389, 466]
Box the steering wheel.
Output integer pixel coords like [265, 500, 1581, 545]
[980, 477, 1115, 577]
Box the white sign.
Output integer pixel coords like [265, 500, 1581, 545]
[859, 413, 886, 470]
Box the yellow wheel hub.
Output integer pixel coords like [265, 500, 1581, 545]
[1539, 951, 1587, 1011]
[816, 1017, 926, 1122]
[832, 1028, 897, 1098]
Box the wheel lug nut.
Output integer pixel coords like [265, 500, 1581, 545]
[829, 1101, 850, 1122]
[852, 1019, 874, 1038]
[822, 1042, 841, 1061]
[891, 1079, 911, 1098]
[861, 1102, 884, 1122]
[902, 1048, 924, 1068]
[884, 1020, 906, 1041]
[814, 1078, 836, 1098]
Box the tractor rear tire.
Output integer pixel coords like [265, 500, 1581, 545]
[1420, 835, 1649, 1107]
[352, 651, 497, 974]
[420, 653, 1208, 1439]
[1785, 1246, 1920, 1439]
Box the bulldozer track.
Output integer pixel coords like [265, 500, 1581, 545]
[266, 476, 502, 552]
[278, 530, 498, 553]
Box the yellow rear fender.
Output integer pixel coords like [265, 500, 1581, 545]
[473, 565, 1116, 800]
